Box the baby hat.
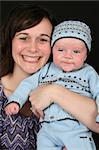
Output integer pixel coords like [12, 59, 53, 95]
[51, 20, 92, 51]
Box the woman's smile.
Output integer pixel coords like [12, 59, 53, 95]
[23, 55, 41, 63]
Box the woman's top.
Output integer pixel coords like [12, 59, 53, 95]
[0, 82, 39, 150]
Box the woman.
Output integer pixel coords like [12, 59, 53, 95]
[0, 3, 55, 150]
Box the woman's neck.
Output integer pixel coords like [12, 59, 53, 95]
[1, 66, 30, 95]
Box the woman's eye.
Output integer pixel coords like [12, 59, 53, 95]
[40, 38, 49, 42]
[19, 37, 28, 40]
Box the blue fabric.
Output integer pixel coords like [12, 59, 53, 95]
[37, 122, 96, 150]
[8, 62, 99, 117]
[8, 62, 99, 149]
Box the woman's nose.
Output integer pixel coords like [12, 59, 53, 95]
[29, 40, 38, 52]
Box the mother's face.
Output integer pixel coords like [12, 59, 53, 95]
[12, 18, 52, 75]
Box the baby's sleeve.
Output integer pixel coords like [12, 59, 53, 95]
[8, 71, 41, 108]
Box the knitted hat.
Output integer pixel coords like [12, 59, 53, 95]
[51, 20, 92, 51]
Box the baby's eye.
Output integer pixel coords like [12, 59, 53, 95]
[58, 49, 64, 52]
[73, 50, 80, 53]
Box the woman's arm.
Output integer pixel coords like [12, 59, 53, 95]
[29, 84, 99, 133]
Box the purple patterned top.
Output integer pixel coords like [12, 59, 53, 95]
[0, 83, 39, 150]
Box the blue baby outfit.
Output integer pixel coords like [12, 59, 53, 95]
[8, 62, 99, 150]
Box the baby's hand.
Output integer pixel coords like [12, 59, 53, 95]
[5, 103, 20, 115]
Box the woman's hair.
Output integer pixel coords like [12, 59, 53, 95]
[0, 4, 55, 78]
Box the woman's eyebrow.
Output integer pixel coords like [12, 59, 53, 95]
[41, 34, 51, 38]
[15, 33, 50, 38]
[16, 33, 28, 36]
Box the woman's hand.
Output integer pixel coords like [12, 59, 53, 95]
[29, 84, 53, 117]
[29, 84, 99, 133]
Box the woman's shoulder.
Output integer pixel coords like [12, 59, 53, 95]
[0, 79, 7, 106]
[0, 79, 4, 94]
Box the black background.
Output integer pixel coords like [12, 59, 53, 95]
[0, 1, 99, 149]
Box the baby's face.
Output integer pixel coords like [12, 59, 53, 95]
[52, 38, 87, 72]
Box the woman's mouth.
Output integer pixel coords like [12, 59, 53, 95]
[23, 55, 41, 63]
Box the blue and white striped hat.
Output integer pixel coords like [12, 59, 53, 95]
[51, 20, 92, 51]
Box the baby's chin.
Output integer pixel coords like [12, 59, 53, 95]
[62, 67, 74, 72]
[62, 67, 78, 73]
